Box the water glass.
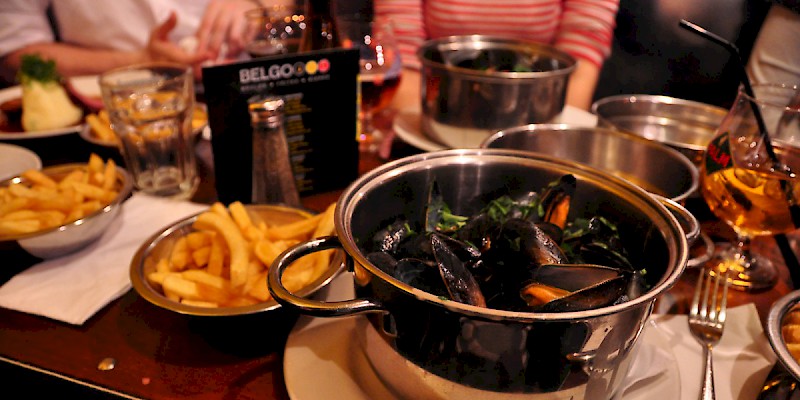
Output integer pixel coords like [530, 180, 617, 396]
[99, 63, 199, 200]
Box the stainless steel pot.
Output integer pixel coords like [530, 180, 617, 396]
[419, 36, 576, 148]
[268, 149, 690, 399]
[591, 95, 728, 166]
[481, 124, 699, 203]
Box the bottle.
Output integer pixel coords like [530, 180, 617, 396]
[298, 0, 341, 52]
[248, 96, 301, 207]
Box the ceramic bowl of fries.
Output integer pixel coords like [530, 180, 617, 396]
[0, 155, 133, 259]
[130, 201, 344, 317]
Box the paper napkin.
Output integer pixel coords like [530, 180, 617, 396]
[618, 303, 777, 400]
[0, 193, 207, 325]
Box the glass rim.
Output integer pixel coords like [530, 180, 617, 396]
[740, 83, 800, 113]
[98, 62, 191, 90]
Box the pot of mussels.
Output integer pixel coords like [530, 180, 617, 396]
[268, 149, 690, 399]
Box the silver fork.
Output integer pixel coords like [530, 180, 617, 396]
[688, 270, 729, 400]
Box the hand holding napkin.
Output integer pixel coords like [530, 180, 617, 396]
[0, 193, 207, 325]
[618, 303, 777, 400]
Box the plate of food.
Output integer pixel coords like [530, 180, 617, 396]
[0, 55, 85, 140]
[81, 103, 210, 148]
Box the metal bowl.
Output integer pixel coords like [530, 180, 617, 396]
[0, 163, 133, 259]
[591, 94, 728, 166]
[130, 204, 345, 317]
[767, 290, 800, 382]
[419, 35, 576, 148]
[482, 124, 699, 203]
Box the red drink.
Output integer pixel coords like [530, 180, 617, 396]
[360, 70, 401, 116]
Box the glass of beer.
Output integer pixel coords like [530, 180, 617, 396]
[701, 83, 800, 290]
[337, 14, 402, 153]
[99, 63, 198, 200]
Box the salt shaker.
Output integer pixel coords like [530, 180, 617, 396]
[248, 96, 301, 207]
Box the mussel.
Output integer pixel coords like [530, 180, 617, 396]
[520, 264, 630, 312]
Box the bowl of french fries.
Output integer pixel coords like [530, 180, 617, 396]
[767, 290, 800, 383]
[130, 200, 344, 317]
[81, 103, 209, 147]
[0, 154, 133, 259]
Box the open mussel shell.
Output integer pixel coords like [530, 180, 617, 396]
[523, 264, 629, 312]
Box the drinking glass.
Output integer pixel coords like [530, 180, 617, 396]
[337, 15, 402, 152]
[244, 5, 306, 57]
[99, 63, 198, 200]
[700, 83, 800, 290]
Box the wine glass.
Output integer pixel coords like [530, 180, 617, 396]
[244, 5, 306, 58]
[700, 83, 800, 291]
[337, 15, 403, 153]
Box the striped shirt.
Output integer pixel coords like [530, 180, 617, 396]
[375, 0, 619, 69]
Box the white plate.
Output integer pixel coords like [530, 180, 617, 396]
[392, 106, 599, 152]
[284, 274, 680, 400]
[0, 86, 83, 139]
[0, 143, 42, 181]
[67, 75, 104, 111]
[392, 107, 446, 152]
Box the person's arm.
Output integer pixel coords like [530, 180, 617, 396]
[0, 12, 210, 82]
[194, 0, 266, 61]
[554, 0, 619, 110]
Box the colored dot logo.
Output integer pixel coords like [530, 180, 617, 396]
[318, 59, 331, 73]
[305, 61, 318, 75]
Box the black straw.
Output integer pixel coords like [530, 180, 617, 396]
[678, 19, 781, 165]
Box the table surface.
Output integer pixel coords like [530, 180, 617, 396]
[0, 109, 796, 399]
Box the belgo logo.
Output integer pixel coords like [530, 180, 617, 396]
[239, 59, 332, 84]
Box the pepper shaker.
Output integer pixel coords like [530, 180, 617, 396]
[248, 96, 301, 207]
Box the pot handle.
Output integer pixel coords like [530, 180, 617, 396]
[654, 195, 700, 245]
[268, 235, 386, 317]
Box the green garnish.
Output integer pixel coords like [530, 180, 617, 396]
[18, 54, 61, 85]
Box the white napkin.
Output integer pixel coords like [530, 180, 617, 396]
[0, 193, 207, 325]
[618, 303, 777, 400]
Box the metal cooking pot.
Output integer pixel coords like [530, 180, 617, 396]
[591, 95, 728, 166]
[482, 124, 699, 203]
[419, 36, 576, 148]
[268, 149, 690, 399]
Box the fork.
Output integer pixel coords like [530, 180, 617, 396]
[688, 269, 729, 400]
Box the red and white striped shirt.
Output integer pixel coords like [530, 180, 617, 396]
[375, 0, 619, 69]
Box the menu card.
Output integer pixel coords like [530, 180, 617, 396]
[202, 48, 360, 204]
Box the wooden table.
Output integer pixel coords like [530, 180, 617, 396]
[0, 116, 796, 399]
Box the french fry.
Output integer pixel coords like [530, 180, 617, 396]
[185, 231, 212, 250]
[86, 113, 117, 142]
[101, 159, 117, 191]
[206, 234, 227, 277]
[228, 201, 252, 232]
[22, 169, 57, 188]
[0, 219, 40, 235]
[193, 211, 249, 289]
[265, 213, 323, 240]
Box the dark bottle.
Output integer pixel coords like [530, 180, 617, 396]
[298, 0, 341, 52]
[248, 96, 301, 207]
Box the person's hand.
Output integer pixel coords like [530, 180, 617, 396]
[195, 0, 257, 62]
[145, 12, 213, 66]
